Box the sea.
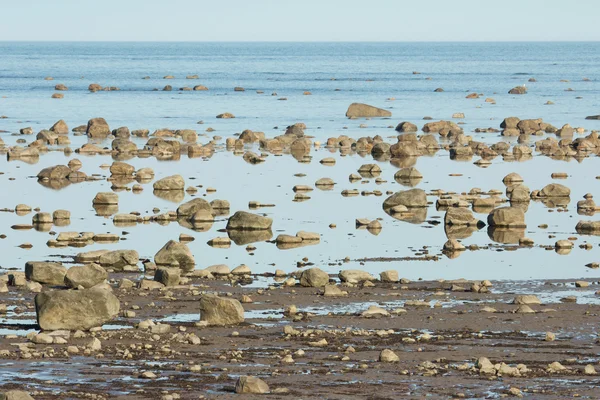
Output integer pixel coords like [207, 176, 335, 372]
[0, 42, 600, 283]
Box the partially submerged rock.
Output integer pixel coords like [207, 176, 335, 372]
[345, 103, 392, 118]
[226, 211, 273, 230]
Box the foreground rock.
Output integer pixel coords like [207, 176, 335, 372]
[199, 294, 244, 326]
[35, 287, 120, 330]
[25, 262, 67, 285]
[235, 376, 269, 394]
[345, 103, 392, 118]
[0, 391, 35, 400]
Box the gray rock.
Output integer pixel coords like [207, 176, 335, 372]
[176, 198, 213, 217]
[199, 294, 244, 326]
[64, 263, 107, 288]
[383, 188, 428, 209]
[154, 240, 195, 271]
[235, 376, 269, 394]
[25, 262, 67, 285]
[35, 287, 120, 330]
[226, 211, 273, 230]
[86, 118, 110, 138]
[346, 103, 392, 118]
[0, 391, 35, 400]
[153, 175, 184, 190]
[300, 267, 329, 287]
[154, 267, 180, 286]
[487, 207, 526, 228]
[98, 250, 139, 271]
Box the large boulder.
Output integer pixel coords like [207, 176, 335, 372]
[199, 294, 244, 326]
[176, 198, 213, 217]
[383, 189, 427, 209]
[37, 165, 71, 180]
[235, 376, 269, 394]
[226, 211, 273, 230]
[64, 263, 107, 288]
[86, 118, 111, 138]
[346, 103, 392, 118]
[35, 287, 120, 330]
[98, 250, 139, 271]
[153, 175, 185, 190]
[487, 207, 526, 228]
[154, 240, 195, 271]
[25, 262, 67, 285]
[300, 267, 330, 287]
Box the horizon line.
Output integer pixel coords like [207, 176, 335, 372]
[1, 40, 599, 43]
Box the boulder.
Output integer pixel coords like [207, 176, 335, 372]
[383, 188, 427, 209]
[110, 162, 135, 176]
[226, 211, 273, 230]
[508, 86, 527, 94]
[234, 376, 269, 394]
[86, 118, 110, 138]
[395, 122, 418, 132]
[154, 240, 195, 271]
[576, 220, 600, 233]
[379, 349, 400, 362]
[539, 183, 570, 197]
[35, 287, 120, 330]
[50, 119, 69, 135]
[37, 165, 71, 180]
[0, 391, 35, 400]
[300, 267, 329, 287]
[345, 103, 392, 118]
[154, 267, 180, 286]
[153, 175, 184, 190]
[64, 263, 107, 288]
[176, 198, 213, 217]
[25, 262, 67, 285]
[487, 207, 526, 228]
[199, 294, 244, 326]
[98, 250, 139, 271]
[93, 192, 118, 205]
[380, 270, 399, 283]
[338, 269, 375, 283]
[444, 208, 482, 226]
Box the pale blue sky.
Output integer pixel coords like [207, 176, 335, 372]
[2, 0, 598, 42]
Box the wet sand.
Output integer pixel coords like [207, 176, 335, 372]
[1, 273, 599, 399]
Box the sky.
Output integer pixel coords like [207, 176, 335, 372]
[1, 0, 599, 42]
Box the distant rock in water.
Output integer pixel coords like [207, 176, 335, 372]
[585, 115, 600, 120]
[345, 103, 391, 118]
[508, 86, 527, 94]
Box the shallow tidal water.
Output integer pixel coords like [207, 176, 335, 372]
[0, 42, 600, 282]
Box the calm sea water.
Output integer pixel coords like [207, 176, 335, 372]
[1, 42, 600, 283]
